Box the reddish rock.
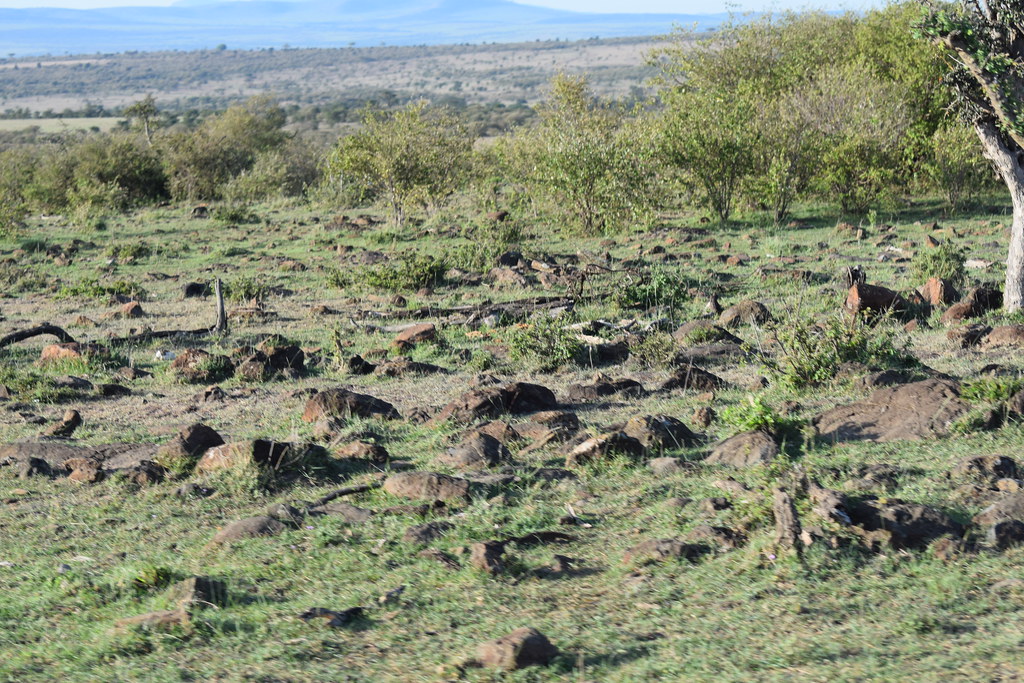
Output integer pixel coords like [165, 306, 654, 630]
[302, 387, 400, 422]
[393, 323, 436, 345]
[981, 325, 1024, 350]
[120, 301, 145, 318]
[477, 628, 558, 670]
[918, 277, 959, 306]
[844, 282, 908, 317]
[39, 342, 107, 364]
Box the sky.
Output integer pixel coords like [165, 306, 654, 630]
[0, 0, 882, 10]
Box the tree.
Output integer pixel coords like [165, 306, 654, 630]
[504, 74, 661, 234]
[920, 2, 1024, 311]
[158, 95, 287, 201]
[324, 102, 472, 226]
[124, 95, 159, 146]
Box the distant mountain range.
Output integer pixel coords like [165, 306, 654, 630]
[0, 0, 726, 57]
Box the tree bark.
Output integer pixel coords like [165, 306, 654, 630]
[975, 120, 1024, 312]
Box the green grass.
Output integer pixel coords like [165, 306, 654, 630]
[1, 195, 1024, 680]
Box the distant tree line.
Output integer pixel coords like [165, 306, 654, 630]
[0, 5, 1002, 237]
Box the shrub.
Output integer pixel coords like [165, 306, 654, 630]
[504, 75, 661, 234]
[720, 395, 805, 441]
[762, 313, 913, 390]
[364, 253, 447, 292]
[224, 276, 269, 303]
[159, 95, 288, 201]
[506, 316, 584, 371]
[324, 102, 473, 226]
[628, 331, 677, 369]
[960, 377, 1024, 403]
[912, 241, 966, 287]
[55, 279, 147, 301]
[924, 123, 995, 211]
[613, 266, 691, 314]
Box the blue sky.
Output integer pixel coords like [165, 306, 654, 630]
[0, 0, 882, 10]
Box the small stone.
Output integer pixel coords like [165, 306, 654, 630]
[166, 576, 228, 608]
[115, 609, 188, 631]
[477, 627, 559, 670]
[988, 520, 1024, 550]
[211, 516, 286, 545]
[469, 540, 505, 575]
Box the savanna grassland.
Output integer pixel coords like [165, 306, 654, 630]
[4, 3, 1024, 682]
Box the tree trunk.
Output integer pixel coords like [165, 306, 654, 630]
[975, 120, 1024, 312]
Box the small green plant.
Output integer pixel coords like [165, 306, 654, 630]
[55, 278, 148, 301]
[0, 366, 81, 404]
[762, 313, 913, 390]
[720, 395, 805, 441]
[213, 203, 259, 224]
[628, 331, 677, 369]
[364, 253, 447, 292]
[506, 316, 583, 371]
[324, 267, 353, 290]
[129, 565, 176, 594]
[960, 376, 1024, 403]
[0, 262, 47, 293]
[105, 242, 152, 261]
[19, 238, 49, 253]
[912, 241, 966, 287]
[614, 266, 691, 314]
[224, 276, 269, 303]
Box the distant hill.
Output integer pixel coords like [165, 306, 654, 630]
[0, 0, 725, 57]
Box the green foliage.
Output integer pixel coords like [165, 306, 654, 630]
[924, 123, 995, 210]
[212, 203, 259, 224]
[503, 74, 661, 234]
[912, 241, 966, 287]
[627, 331, 677, 370]
[158, 95, 287, 201]
[0, 261, 47, 293]
[129, 565, 176, 595]
[224, 276, 269, 303]
[613, 265, 690, 314]
[0, 366, 81, 404]
[652, 6, 938, 217]
[720, 395, 805, 441]
[363, 253, 447, 292]
[661, 86, 757, 222]
[960, 377, 1024, 404]
[324, 102, 472, 225]
[762, 313, 912, 390]
[55, 278, 147, 301]
[105, 242, 152, 261]
[506, 315, 584, 371]
[222, 137, 322, 202]
[0, 147, 34, 236]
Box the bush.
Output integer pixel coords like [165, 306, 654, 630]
[924, 123, 995, 210]
[762, 313, 913, 390]
[324, 102, 473, 226]
[628, 331, 677, 369]
[224, 276, 269, 303]
[912, 241, 966, 287]
[507, 315, 584, 372]
[223, 137, 323, 202]
[364, 253, 447, 292]
[613, 265, 691, 314]
[720, 395, 805, 441]
[55, 279, 148, 301]
[504, 75, 661, 234]
[159, 95, 287, 201]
